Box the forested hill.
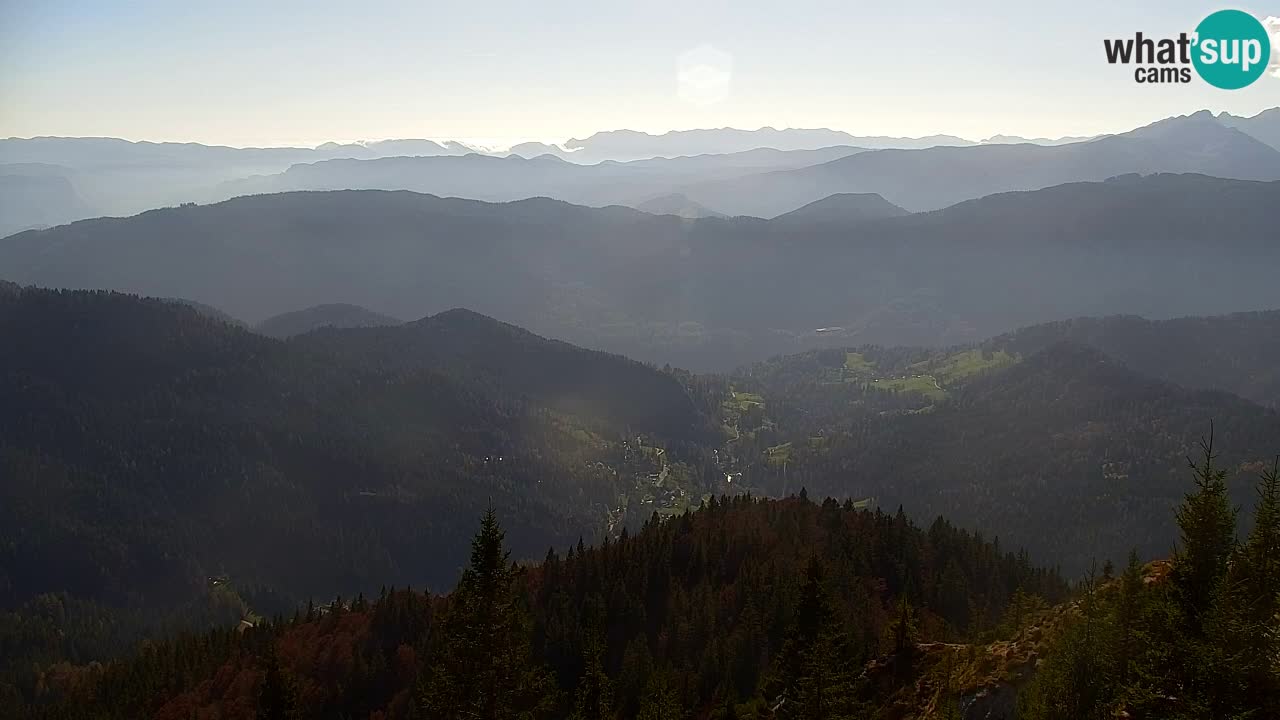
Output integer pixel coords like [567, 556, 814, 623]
[772, 192, 908, 225]
[0, 288, 714, 613]
[253, 303, 403, 338]
[726, 342, 1280, 574]
[161, 297, 247, 327]
[985, 310, 1280, 407]
[4, 494, 1068, 719]
[291, 308, 718, 444]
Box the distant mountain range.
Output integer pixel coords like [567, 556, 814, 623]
[676, 111, 1280, 215]
[4, 172, 1278, 370]
[0, 136, 484, 169]
[512, 127, 977, 162]
[209, 145, 871, 213]
[0, 137, 486, 236]
[1216, 107, 1280, 151]
[3, 109, 1278, 235]
[199, 112, 1280, 219]
[980, 134, 1096, 145]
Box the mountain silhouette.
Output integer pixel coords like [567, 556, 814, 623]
[676, 111, 1280, 216]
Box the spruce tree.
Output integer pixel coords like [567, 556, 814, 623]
[1239, 458, 1280, 613]
[773, 556, 856, 719]
[636, 671, 684, 720]
[1115, 550, 1143, 685]
[1216, 458, 1280, 717]
[570, 632, 615, 720]
[1015, 570, 1115, 720]
[420, 508, 557, 720]
[1171, 433, 1237, 620]
[258, 646, 302, 720]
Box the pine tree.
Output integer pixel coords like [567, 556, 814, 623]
[1015, 570, 1115, 720]
[419, 508, 558, 720]
[773, 556, 856, 719]
[1239, 458, 1280, 613]
[258, 646, 301, 720]
[1249, 460, 1280, 711]
[636, 671, 684, 720]
[891, 594, 912, 656]
[1171, 432, 1237, 620]
[936, 560, 971, 631]
[1115, 550, 1142, 685]
[1023, 440, 1280, 720]
[1213, 458, 1280, 718]
[570, 632, 615, 720]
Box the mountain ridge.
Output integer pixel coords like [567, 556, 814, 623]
[676, 112, 1280, 215]
[4, 173, 1280, 369]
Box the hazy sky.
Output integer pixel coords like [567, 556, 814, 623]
[2, 0, 1278, 148]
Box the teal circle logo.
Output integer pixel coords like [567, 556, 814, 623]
[1192, 10, 1271, 89]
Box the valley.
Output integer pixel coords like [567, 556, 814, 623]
[3, 100, 1280, 719]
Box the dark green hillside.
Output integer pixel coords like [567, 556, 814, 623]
[293, 308, 718, 445]
[0, 289, 712, 614]
[161, 297, 246, 327]
[987, 310, 1280, 407]
[728, 343, 1280, 574]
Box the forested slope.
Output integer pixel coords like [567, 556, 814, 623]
[13, 452, 1276, 719]
[0, 288, 713, 613]
[3, 494, 1067, 718]
[727, 343, 1280, 573]
[986, 310, 1280, 407]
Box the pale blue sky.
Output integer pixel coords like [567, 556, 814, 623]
[1, 0, 1278, 147]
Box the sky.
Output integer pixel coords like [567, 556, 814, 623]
[1, 0, 1278, 149]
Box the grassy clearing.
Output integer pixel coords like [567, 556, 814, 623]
[844, 351, 876, 377]
[765, 442, 793, 467]
[657, 500, 692, 518]
[872, 375, 947, 401]
[909, 349, 1015, 384]
[564, 426, 605, 445]
[727, 390, 765, 412]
